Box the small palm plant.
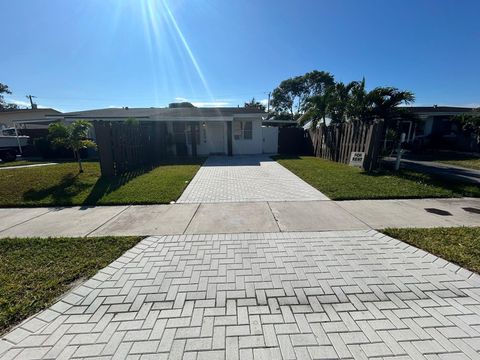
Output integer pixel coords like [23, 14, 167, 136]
[48, 120, 96, 173]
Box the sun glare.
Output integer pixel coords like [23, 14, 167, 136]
[127, 0, 213, 105]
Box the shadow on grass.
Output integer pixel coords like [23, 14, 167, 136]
[83, 157, 206, 205]
[22, 157, 205, 206]
[23, 173, 92, 206]
[82, 168, 151, 205]
[362, 168, 480, 197]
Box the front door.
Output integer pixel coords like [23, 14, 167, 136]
[208, 122, 225, 154]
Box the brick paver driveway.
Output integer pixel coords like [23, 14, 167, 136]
[177, 155, 328, 203]
[2, 230, 480, 359]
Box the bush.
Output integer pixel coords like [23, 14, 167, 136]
[34, 137, 74, 159]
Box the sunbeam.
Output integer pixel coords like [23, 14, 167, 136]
[161, 0, 213, 100]
[125, 0, 214, 105]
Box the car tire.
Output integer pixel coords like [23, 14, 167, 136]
[0, 151, 16, 162]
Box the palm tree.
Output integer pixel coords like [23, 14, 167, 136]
[48, 120, 96, 173]
[345, 78, 370, 121]
[327, 81, 361, 124]
[365, 87, 415, 150]
[300, 91, 331, 128]
[366, 87, 415, 121]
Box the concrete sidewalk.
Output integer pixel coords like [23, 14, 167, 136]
[0, 163, 58, 170]
[1, 197, 478, 238]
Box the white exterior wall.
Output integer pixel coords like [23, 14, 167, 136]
[232, 118, 263, 155]
[262, 126, 278, 154]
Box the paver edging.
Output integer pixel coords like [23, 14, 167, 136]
[0, 236, 154, 350]
[372, 231, 480, 284]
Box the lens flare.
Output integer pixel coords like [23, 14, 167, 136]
[128, 0, 214, 105]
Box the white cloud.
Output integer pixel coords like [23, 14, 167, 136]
[459, 103, 480, 108]
[174, 97, 188, 102]
[6, 98, 48, 109]
[191, 101, 231, 107]
[259, 98, 268, 106]
[173, 97, 232, 107]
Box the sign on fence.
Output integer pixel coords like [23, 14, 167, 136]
[309, 120, 384, 171]
[349, 151, 365, 167]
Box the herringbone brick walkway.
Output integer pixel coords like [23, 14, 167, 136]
[2, 230, 480, 359]
[177, 155, 329, 203]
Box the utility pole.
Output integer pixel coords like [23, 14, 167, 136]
[266, 91, 271, 114]
[26, 95, 37, 109]
[394, 133, 406, 171]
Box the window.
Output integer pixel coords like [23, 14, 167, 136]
[233, 121, 253, 140]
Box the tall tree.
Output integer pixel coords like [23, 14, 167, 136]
[271, 76, 305, 120]
[303, 70, 335, 101]
[48, 120, 96, 173]
[0, 83, 20, 111]
[271, 71, 334, 120]
[244, 97, 266, 111]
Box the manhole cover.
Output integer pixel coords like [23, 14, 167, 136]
[424, 208, 452, 216]
[463, 207, 480, 214]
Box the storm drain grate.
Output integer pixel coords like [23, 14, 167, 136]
[462, 207, 480, 214]
[424, 208, 452, 216]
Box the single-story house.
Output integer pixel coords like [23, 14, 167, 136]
[35, 107, 278, 156]
[408, 106, 473, 138]
[0, 108, 62, 130]
[400, 106, 476, 151]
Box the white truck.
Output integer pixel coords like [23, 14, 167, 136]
[0, 127, 29, 162]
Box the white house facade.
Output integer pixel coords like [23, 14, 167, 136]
[34, 107, 278, 156]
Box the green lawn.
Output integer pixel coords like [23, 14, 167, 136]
[0, 159, 203, 207]
[439, 158, 480, 171]
[383, 227, 480, 274]
[275, 156, 480, 200]
[0, 236, 141, 335]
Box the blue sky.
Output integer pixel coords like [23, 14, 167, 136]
[1, 0, 479, 112]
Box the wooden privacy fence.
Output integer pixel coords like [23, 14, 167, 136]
[309, 120, 384, 171]
[94, 121, 168, 176]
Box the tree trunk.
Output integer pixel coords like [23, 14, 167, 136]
[75, 149, 83, 173]
[383, 126, 388, 152]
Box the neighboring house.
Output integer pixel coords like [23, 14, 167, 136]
[409, 106, 474, 138]
[47, 107, 277, 156]
[402, 106, 476, 151]
[0, 108, 62, 130]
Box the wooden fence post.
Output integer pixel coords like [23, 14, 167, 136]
[93, 121, 115, 177]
